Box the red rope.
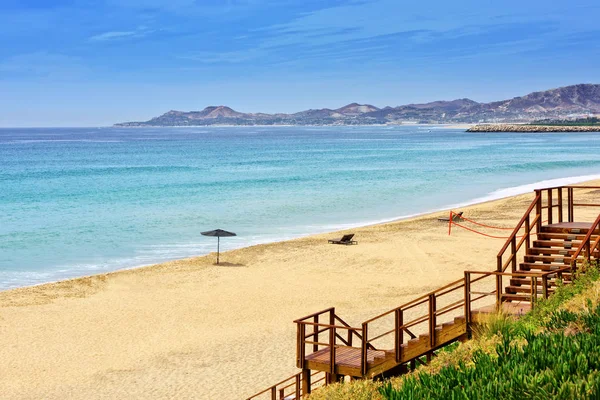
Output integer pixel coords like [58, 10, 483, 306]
[456, 214, 518, 230]
[447, 210, 547, 239]
[450, 221, 527, 239]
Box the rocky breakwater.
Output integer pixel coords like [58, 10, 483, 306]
[467, 124, 600, 132]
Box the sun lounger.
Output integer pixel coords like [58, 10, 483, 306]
[328, 233, 357, 245]
[438, 212, 463, 222]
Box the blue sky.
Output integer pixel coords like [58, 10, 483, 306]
[0, 0, 599, 126]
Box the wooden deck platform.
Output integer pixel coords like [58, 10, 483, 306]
[305, 347, 390, 376]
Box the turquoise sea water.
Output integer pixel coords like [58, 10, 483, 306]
[2, 126, 600, 290]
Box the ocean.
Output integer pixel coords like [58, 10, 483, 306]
[2, 125, 600, 290]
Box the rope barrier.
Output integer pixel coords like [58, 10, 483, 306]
[456, 214, 518, 230]
[450, 221, 527, 239]
[446, 211, 547, 239]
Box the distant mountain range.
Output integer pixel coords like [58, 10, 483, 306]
[115, 84, 600, 126]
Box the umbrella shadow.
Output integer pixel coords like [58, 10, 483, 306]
[214, 262, 246, 267]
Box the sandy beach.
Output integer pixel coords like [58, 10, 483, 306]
[2, 181, 600, 399]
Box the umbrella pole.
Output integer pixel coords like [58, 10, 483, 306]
[217, 236, 220, 264]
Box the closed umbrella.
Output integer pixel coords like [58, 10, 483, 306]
[201, 229, 237, 264]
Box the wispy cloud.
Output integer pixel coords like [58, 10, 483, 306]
[178, 49, 265, 64]
[90, 31, 138, 41]
[89, 26, 153, 42]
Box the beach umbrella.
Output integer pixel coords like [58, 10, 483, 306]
[201, 229, 237, 264]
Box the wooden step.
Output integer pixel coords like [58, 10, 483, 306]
[524, 255, 570, 263]
[519, 262, 572, 271]
[533, 240, 580, 248]
[510, 277, 562, 287]
[505, 285, 555, 294]
[528, 247, 576, 255]
[502, 293, 532, 302]
[538, 232, 597, 241]
[541, 226, 599, 234]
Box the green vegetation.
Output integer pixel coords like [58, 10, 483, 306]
[308, 267, 600, 400]
[530, 117, 600, 126]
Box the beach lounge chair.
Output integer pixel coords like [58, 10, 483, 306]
[438, 212, 463, 222]
[328, 234, 357, 245]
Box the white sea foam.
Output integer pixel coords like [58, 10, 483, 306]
[446, 174, 600, 210]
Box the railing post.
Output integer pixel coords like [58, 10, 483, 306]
[395, 309, 403, 363]
[361, 323, 368, 376]
[569, 187, 574, 222]
[464, 273, 471, 337]
[530, 276, 536, 308]
[428, 294, 436, 348]
[496, 274, 502, 311]
[295, 373, 301, 399]
[511, 236, 517, 272]
[497, 255, 502, 272]
[547, 189, 553, 225]
[271, 386, 276, 400]
[297, 323, 305, 369]
[535, 190, 542, 233]
[313, 315, 319, 352]
[329, 326, 336, 374]
[525, 214, 531, 251]
[542, 275, 548, 299]
[586, 240, 592, 264]
[301, 369, 311, 395]
[558, 188, 563, 223]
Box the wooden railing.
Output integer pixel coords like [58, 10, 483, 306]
[497, 185, 600, 276]
[246, 370, 327, 400]
[570, 213, 600, 269]
[540, 185, 600, 223]
[295, 308, 364, 376]
[465, 267, 573, 313]
[497, 192, 541, 274]
[358, 277, 472, 375]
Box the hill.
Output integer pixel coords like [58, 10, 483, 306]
[115, 84, 600, 126]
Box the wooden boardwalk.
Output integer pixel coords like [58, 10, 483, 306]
[247, 185, 600, 399]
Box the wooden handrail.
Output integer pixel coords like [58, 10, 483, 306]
[335, 314, 364, 341]
[466, 269, 570, 277]
[360, 277, 466, 370]
[570, 213, 600, 268]
[497, 193, 540, 257]
[296, 321, 362, 330]
[246, 372, 302, 400]
[362, 278, 464, 324]
[538, 185, 600, 190]
[246, 370, 327, 400]
[293, 307, 334, 323]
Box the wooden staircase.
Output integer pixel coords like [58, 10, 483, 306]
[247, 185, 600, 400]
[501, 223, 600, 301]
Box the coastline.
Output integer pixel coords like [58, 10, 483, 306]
[2, 178, 600, 399]
[4, 173, 600, 292]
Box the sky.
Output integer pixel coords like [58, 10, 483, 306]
[0, 0, 599, 127]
